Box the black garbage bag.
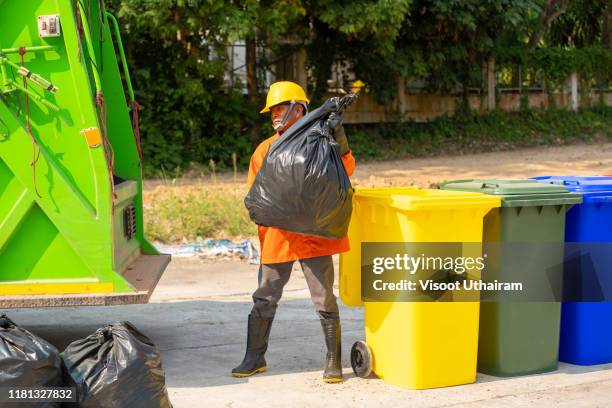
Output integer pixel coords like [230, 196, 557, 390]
[0, 314, 63, 408]
[245, 94, 357, 239]
[61, 321, 172, 408]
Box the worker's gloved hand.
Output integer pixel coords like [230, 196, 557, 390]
[327, 112, 350, 156]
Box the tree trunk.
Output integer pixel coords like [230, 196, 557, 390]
[603, 3, 612, 50]
[246, 35, 259, 105]
[528, 0, 569, 48]
[246, 35, 262, 144]
[600, 4, 611, 103]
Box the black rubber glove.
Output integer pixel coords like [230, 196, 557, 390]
[327, 112, 350, 156]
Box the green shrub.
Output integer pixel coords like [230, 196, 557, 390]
[345, 106, 612, 161]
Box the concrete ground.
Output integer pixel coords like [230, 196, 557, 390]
[7, 257, 612, 408]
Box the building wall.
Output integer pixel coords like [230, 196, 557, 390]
[339, 91, 612, 124]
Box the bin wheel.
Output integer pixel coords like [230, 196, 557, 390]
[351, 341, 372, 378]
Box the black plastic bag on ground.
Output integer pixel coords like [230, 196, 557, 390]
[245, 94, 357, 239]
[61, 321, 172, 408]
[0, 314, 63, 408]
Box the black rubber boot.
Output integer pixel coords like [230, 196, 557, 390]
[232, 314, 273, 377]
[320, 317, 343, 383]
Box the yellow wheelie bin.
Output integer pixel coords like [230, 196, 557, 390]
[340, 187, 500, 389]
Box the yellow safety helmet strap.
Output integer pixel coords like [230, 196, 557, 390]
[272, 101, 297, 131]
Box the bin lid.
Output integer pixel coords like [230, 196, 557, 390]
[532, 176, 612, 203]
[354, 186, 501, 211]
[532, 176, 612, 192]
[439, 179, 583, 207]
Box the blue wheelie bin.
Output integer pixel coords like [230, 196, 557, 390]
[534, 176, 612, 365]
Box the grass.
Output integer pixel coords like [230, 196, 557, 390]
[143, 183, 256, 243]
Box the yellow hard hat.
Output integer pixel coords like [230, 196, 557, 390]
[352, 80, 365, 94]
[260, 81, 309, 114]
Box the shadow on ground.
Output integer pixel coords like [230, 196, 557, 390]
[3, 299, 364, 388]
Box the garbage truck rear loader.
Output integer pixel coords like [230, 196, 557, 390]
[0, 1, 169, 307]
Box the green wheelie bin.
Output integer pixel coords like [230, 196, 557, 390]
[439, 179, 582, 377]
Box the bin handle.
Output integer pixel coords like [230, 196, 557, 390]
[542, 179, 565, 186]
[436, 179, 474, 189]
[542, 179, 581, 186]
[481, 182, 499, 189]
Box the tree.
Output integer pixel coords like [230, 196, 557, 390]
[303, 1, 544, 102]
[226, 0, 306, 142]
[106, 0, 262, 172]
[528, 0, 570, 47]
[304, 0, 413, 102]
[104, 0, 611, 172]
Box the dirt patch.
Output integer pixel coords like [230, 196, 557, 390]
[145, 141, 612, 190]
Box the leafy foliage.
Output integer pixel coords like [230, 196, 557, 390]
[104, 0, 612, 174]
[106, 0, 297, 175]
[548, 0, 609, 47]
[497, 46, 612, 86]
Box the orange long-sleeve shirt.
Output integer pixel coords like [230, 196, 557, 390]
[247, 133, 356, 264]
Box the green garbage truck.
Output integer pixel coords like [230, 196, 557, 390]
[0, 1, 169, 307]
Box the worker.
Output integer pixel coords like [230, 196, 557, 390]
[232, 81, 355, 383]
